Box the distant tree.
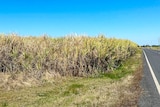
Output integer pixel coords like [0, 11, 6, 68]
[152, 45, 159, 47]
[141, 45, 151, 47]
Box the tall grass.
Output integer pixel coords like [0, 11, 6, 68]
[0, 34, 138, 78]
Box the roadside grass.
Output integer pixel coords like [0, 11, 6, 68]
[96, 49, 141, 80]
[0, 49, 142, 107]
[150, 46, 160, 50]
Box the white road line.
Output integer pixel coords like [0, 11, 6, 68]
[143, 50, 160, 95]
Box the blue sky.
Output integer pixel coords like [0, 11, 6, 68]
[0, 0, 160, 45]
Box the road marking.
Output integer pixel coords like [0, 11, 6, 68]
[143, 50, 160, 95]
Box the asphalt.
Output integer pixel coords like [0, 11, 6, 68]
[138, 49, 160, 107]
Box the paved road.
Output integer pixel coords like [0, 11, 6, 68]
[139, 49, 160, 107]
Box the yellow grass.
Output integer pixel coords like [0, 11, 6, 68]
[0, 34, 138, 89]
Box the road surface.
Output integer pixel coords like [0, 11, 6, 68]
[139, 48, 160, 107]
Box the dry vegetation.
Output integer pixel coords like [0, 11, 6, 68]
[0, 48, 142, 107]
[0, 34, 138, 89]
[0, 34, 142, 107]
